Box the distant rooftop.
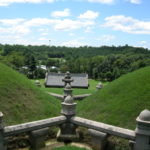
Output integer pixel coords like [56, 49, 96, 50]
[45, 72, 89, 88]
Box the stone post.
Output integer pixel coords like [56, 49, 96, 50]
[0, 112, 6, 150]
[29, 127, 49, 150]
[57, 72, 79, 143]
[134, 109, 150, 150]
[88, 129, 108, 150]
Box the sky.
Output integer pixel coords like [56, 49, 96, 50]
[0, 0, 150, 48]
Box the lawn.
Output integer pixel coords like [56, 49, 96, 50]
[32, 79, 108, 95]
[52, 146, 88, 150]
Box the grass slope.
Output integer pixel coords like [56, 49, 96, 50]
[77, 66, 150, 129]
[0, 63, 60, 125]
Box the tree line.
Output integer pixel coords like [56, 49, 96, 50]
[0, 44, 150, 81]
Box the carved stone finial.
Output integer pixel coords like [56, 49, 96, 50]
[62, 71, 73, 87]
[138, 109, 150, 121]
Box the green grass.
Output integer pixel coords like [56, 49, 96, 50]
[77, 66, 150, 129]
[52, 146, 87, 150]
[32, 79, 101, 95]
[0, 63, 60, 125]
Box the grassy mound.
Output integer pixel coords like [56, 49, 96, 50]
[0, 63, 60, 125]
[77, 66, 150, 129]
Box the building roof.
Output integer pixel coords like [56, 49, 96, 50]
[45, 72, 89, 88]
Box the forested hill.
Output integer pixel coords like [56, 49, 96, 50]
[0, 44, 150, 59]
[0, 44, 150, 81]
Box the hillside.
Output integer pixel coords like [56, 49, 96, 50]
[77, 66, 150, 129]
[0, 63, 60, 125]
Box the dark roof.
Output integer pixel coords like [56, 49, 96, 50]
[45, 72, 89, 88]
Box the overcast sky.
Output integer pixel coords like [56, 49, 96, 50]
[0, 0, 150, 48]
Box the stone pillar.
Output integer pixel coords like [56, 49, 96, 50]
[0, 112, 6, 150]
[134, 109, 150, 150]
[29, 127, 49, 150]
[57, 72, 79, 143]
[88, 129, 107, 150]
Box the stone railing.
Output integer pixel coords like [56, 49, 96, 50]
[0, 72, 150, 150]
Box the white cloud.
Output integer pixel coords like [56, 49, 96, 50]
[87, 0, 114, 4]
[0, 34, 33, 45]
[78, 10, 99, 20]
[0, 17, 95, 45]
[69, 33, 75, 36]
[139, 41, 147, 44]
[53, 19, 95, 31]
[0, 0, 56, 6]
[128, 0, 141, 4]
[84, 27, 94, 33]
[24, 18, 56, 27]
[41, 32, 49, 36]
[61, 39, 87, 47]
[137, 40, 148, 48]
[0, 18, 25, 26]
[96, 34, 115, 42]
[0, 17, 95, 36]
[51, 8, 70, 18]
[103, 15, 150, 34]
[38, 37, 48, 41]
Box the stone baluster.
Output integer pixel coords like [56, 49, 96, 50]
[0, 112, 6, 150]
[134, 109, 150, 150]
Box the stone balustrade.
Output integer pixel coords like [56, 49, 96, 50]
[4, 116, 66, 137]
[71, 116, 135, 141]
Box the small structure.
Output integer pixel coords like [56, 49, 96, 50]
[35, 80, 41, 87]
[37, 65, 47, 70]
[96, 82, 103, 90]
[45, 72, 89, 88]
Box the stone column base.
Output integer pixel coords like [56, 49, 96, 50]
[57, 130, 79, 143]
[29, 128, 49, 150]
[88, 129, 108, 150]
